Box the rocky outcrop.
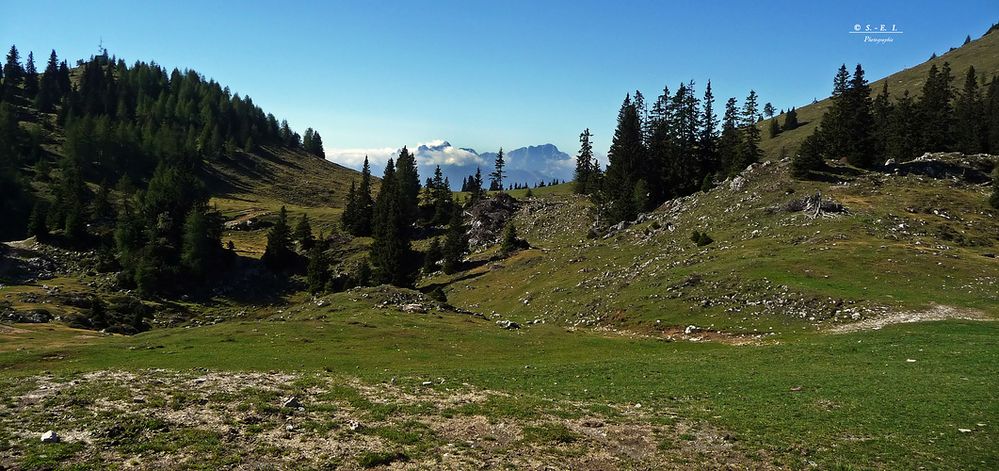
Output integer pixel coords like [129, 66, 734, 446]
[466, 193, 520, 247]
[883, 152, 995, 183]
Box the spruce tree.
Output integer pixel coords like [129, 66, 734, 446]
[23, 51, 38, 100]
[28, 200, 47, 240]
[262, 206, 294, 271]
[986, 76, 999, 154]
[574, 128, 594, 194]
[442, 208, 467, 274]
[356, 156, 374, 235]
[306, 246, 329, 294]
[735, 90, 762, 171]
[872, 81, 894, 161]
[845, 64, 875, 167]
[423, 237, 442, 273]
[783, 107, 799, 130]
[36, 51, 60, 113]
[371, 159, 414, 286]
[919, 63, 955, 151]
[500, 222, 519, 256]
[603, 94, 645, 223]
[342, 180, 359, 233]
[180, 206, 213, 279]
[699, 81, 719, 175]
[394, 146, 421, 229]
[489, 148, 506, 191]
[792, 131, 825, 178]
[888, 90, 920, 162]
[294, 213, 314, 251]
[763, 102, 775, 119]
[955, 66, 984, 154]
[768, 118, 781, 138]
[718, 97, 742, 175]
[2, 45, 23, 100]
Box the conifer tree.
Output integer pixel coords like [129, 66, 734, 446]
[35, 50, 61, 112]
[871, 81, 894, 161]
[574, 128, 595, 194]
[603, 94, 645, 222]
[718, 97, 742, 175]
[768, 118, 781, 138]
[699, 81, 719, 175]
[356, 156, 374, 234]
[262, 206, 294, 271]
[23, 51, 38, 99]
[986, 76, 999, 154]
[489, 148, 506, 191]
[294, 213, 314, 251]
[783, 107, 799, 130]
[394, 146, 421, 229]
[180, 205, 213, 279]
[919, 63, 955, 151]
[27, 200, 47, 240]
[500, 222, 520, 256]
[423, 237, 442, 273]
[791, 131, 825, 178]
[2, 45, 23, 100]
[371, 159, 414, 286]
[887, 90, 920, 162]
[955, 66, 984, 154]
[734, 90, 762, 171]
[442, 208, 467, 274]
[306, 245, 329, 294]
[763, 102, 775, 119]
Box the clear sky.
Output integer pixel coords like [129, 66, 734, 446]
[2, 1, 996, 167]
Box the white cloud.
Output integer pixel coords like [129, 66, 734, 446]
[416, 146, 485, 168]
[325, 147, 398, 169]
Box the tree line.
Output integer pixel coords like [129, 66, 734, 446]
[576, 81, 767, 223]
[792, 62, 999, 177]
[0, 44, 324, 296]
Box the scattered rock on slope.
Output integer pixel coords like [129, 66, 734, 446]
[884, 152, 995, 184]
[467, 193, 520, 247]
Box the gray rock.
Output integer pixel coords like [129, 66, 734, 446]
[729, 176, 746, 191]
[497, 320, 521, 330]
[41, 430, 60, 443]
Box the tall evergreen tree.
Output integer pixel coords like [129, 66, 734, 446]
[294, 213, 314, 251]
[718, 97, 742, 175]
[262, 206, 294, 271]
[489, 148, 506, 191]
[442, 208, 467, 274]
[919, 63, 955, 151]
[35, 50, 60, 112]
[23, 51, 38, 99]
[783, 107, 799, 130]
[180, 205, 215, 280]
[986, 76, 999, 154]
[844, 64, 875, 167]
[699, 81, 719, 175]
[574, 128, 595, 194]
[734, 90, 762, 171]
[791, 131, 825, 178]
[2, 45, 23, 101]
[370, 158, 414, 286]
[306, 245, 329, 294]
[887, 90, 920, 162]
[955, 66, 985, 154]
[871, 81, 894, 161]
[394, 146, 420, 229]
[602, 94, 645, 222]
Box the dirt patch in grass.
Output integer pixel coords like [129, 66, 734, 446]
[0, 369, 767, 470]
[828, 304, 995, 333]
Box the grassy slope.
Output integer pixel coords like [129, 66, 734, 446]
[205, 146, 372, 257]
[1, 292, 996, 468]
[760, 29, 999, 158]
[435, 161, 998, 335]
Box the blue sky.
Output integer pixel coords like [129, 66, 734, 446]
[2, 1, 995, 168]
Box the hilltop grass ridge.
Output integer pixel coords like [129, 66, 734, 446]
[760, 26, 999, 158]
